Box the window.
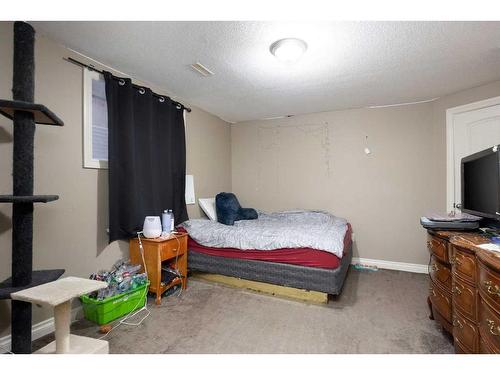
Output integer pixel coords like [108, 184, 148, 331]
[83, 69, 108, 169]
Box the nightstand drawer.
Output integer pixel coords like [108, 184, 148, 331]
[160, 242, 181, 259]
[427, 235, 449, 263]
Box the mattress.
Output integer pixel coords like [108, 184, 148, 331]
[183, 223, 352, 270]
[188, 241, 353, 295]
[181, 210, 348, 258]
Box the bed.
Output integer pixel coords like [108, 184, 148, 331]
[180, 210, 352, 295]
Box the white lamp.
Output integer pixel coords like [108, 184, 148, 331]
[143, 216, 162, 238]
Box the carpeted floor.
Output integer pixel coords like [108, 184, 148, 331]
[33, 268, 454, 353]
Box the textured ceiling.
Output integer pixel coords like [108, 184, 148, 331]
[32, 21, 500, 123]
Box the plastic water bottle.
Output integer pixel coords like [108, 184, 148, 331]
[168, 209, 174, 231]
[162, 210, 171, 233]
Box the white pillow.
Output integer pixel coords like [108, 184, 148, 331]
[198, 198, 217, 221]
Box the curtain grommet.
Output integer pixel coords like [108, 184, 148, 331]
[159, 96, 165, 103]
[118, 79, 125, 86]
[176, 104, 182, 110]
[139, 88, 146, 94]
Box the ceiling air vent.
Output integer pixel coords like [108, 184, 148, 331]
[190, 62, 215, 77]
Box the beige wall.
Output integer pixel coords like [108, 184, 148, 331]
[0, 22, 231, 337]
[186, 108, 232, 218]
[231, 80, 500, 266]
[231, 104, 437, 265]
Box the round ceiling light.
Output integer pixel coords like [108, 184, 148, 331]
[269, 38, 308, 64]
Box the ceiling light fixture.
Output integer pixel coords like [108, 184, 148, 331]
[270, 38, 307, 64]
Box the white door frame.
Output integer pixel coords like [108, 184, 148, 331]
[446, 95, 500, 212]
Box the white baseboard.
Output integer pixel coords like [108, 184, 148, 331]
[0, 306, 82, 353]
[351, 257, 428, 274]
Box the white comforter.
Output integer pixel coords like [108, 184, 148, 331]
[180, 210, 347, 258]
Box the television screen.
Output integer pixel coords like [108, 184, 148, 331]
[461, 146, 500, 220]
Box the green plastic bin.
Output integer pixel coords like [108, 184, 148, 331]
[80, 282, 149, 325]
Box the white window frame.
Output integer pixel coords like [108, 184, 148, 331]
[83, 69, 108, 169]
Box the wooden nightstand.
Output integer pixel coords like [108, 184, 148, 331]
[129, 232, 188, 305]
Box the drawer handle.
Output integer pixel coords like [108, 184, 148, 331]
[450, 256, 462, 266]
[453, 285, 462, 295]
[427, 240, 440, 250]
[453, 318, 463, 329]
[484, 281, 500, 297]
[486, 319, 500, 336]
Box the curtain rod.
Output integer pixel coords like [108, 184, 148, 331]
[64, 57, 192, 113]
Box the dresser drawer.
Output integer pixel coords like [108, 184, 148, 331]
[452, 277, 477, 321]
[478, 297, 500, 351]
[429, 255, 452, 291]
[480, 334, 500, 354]
[429, 281, 452, 323]
[452, 311, 479, 353]
[454, 339, 469, 354]
[427, 235, 449, 263]
[451, 247, 476, 284]
[478, 261, 500, 313]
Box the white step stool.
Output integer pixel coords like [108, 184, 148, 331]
[11, 276, 108, 354]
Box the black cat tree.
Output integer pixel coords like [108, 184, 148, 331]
[0, 21, 65, 354]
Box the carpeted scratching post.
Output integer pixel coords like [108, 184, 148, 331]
[0, 21, 65, 354]
[11, 21, 36, 355]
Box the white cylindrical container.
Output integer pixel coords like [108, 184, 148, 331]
[143, 216, 162, 238]
[169, 210, 174, 231]
[162, 210, 171, 233]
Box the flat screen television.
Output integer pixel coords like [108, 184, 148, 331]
[461, 145, 500, 221]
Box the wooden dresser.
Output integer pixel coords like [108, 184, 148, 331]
[427, 230, 500, 353]
[477, 249, 500, 353]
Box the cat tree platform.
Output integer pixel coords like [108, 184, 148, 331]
[0, 269, 65, 299]
[0, 99, 64, 126]
[0, 195, 59, 203]
[11, 277, 109, 354]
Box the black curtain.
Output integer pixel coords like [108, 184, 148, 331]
[104, 71, 188, 242]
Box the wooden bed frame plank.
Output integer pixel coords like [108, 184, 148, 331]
[190, 272, 328, 304]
